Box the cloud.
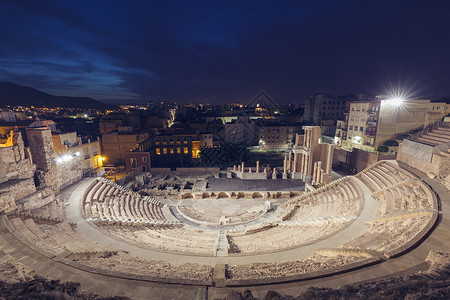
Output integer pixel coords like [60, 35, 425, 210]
[1, 0, 450, 103]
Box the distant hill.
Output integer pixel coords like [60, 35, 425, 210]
[0, 82, 115, 109]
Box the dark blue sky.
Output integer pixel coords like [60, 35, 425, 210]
[1, 0, 450, 104]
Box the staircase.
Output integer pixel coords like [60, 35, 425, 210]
[408, 122, 450, 147]
[214, 230, 229, 257]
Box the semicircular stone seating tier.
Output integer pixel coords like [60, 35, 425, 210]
[227, 160, 437, 281]
[82, 178, 180, 226]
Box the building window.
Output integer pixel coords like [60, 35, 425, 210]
[130, 158, 137, 169]
[349, 125, 353, 130]
[184, 147, 189, 154]
[156, 148, 161, 155]
[177, 148, 181, 154]
[170, 148, 174, 154]
[360, 127, 364, 132]
[142, 156, 147, 163]
[163, 148, 167, 154]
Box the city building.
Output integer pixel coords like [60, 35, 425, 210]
[222, 116, 258, 146]
[304, 94, 365, 137]
[150, 133, 200, 167]
[336, 98, 449, 152]
[200, 133, 213, 148]
[258, 123, 297, 149]
[101, 131, 150, 164]
[52, 131, 104, 176]
[125, 151, 151, 173]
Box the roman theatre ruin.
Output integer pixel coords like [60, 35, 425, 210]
[0, 127, 447, 299]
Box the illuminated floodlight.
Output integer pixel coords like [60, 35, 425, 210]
[388, 97, 404, 106]
[56, 155, 74, 163]
[75, 152, 80, 156]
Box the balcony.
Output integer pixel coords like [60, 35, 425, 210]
[366, 121, 377, 126]
[368, 110, 379, 115]
[365, 131, 375, 136]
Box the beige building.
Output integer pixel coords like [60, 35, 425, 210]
[52, 132, 103, 174]
[336, 99, 449, 152]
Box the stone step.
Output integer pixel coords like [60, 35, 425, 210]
[215, 231, 229, 257]
[420, 134, 450, 143]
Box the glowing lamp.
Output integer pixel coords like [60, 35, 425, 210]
[390, 97, 404, 106]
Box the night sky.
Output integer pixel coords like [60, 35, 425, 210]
[1, 0, 450, 104]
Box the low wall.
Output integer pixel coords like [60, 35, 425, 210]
[397, 143, 444, 176]
[224, 257, 383, 287]
[333, 148, 396, 173]
[149, 167, 219, 174]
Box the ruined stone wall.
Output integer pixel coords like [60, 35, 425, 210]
[0, 143, 35, 181]
[25, 127, 56, 171]
[0, 132, 38, 213]
[55, 156, 83, 192]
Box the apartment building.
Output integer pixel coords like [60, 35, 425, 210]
[336, 99, 449, 152]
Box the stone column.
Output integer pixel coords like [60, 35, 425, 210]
[256, 161, 260, 173]
[241, 162, 244, 173]
[304, 154, 310, 180]
[249, 167, 252, 173]
[283, 155, 287, 174]
[238, 165, 241, 172]
[316, 161, 322, 184]
[303, 131, 307, 147]
[312, 162, 318, 184]
[288, 153, 292, 172]
[301, 154, 305, 174]
[233, 165, 236, 171]
[293, 153, 298, 173]
[272, 167, 277, 179]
